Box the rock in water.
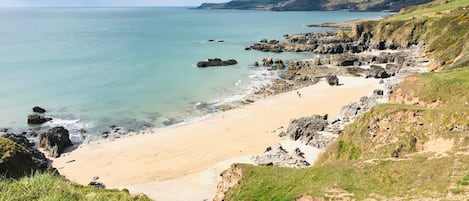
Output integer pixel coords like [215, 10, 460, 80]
[326, 75, 339, 86]
[33, 106, 46, 113]
[0, 134, 56, 178]
[197, 58, 238, 68]
[27, 114, 52, 125]
[39, 127, 72, 158]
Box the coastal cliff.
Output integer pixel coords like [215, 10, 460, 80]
[199, 0, 433, 11]
[215, 0, 469, 200]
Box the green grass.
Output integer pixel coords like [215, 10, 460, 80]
[223, 66, 469, 200]
[391, 0, 469, 21]
[0, 173, 152, 201]
[225, 156, 453, 200]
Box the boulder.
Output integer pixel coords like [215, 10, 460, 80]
[251, 144, 310, 168]
[367, 65, 391, 79]
[38, 127, 72, 158]
[0, 134, 56, 178]
[326, 75, 339, 86]
[373, 89, 384, 96]
[197, 58, 238, 68]
[33, 106, 46, 113]
[27, 114, 52, 125]
[262, 58, 273, 66]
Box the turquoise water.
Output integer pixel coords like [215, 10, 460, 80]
[0, 7, 387, 141]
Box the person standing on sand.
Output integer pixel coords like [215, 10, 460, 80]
[296, 91, 301, 98]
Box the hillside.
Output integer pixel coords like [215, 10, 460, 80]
[216, 1, 469, 200]
[198, 0, 433, 11]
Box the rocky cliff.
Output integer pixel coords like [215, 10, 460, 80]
[199, 0, 433, 11]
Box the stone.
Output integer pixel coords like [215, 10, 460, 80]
[251, 144, 310, 168]
[251, 61, 259, 67]
[27, 114, 52, 125]
[367, 65, 391, 79]
[326, 75, 339, 86]
[33, 106, 46, 113]
[38, 127, 72, 158]
[197, 58, 238, 68]
[373, 89, 384, 96]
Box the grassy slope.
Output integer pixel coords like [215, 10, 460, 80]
[225, 67, 469, 200]
[222, 2, 469, 199]
[367, 0, 469, 69]
[0, 173, 152, 201]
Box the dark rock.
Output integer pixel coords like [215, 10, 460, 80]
[197, 58, 238, 68]
[27, 114, 52, 125]
[367, 65, 391, 79]
[88, 176, 106, 188]
[0, 128, 8, 133]
[217, 40, 224, 43]
[208, 39, 215, 42]
[33, 106, 46, 113]
[251, 61, 259, 67]
[278, 131, 287, 137]
[38, 127, 72, 158]
[373, 89, 384, 96]
[326, 75, 339, 86]
[244, 47, 252, 51]
[260, 39, 268, 43]
[0, 134, 56, 178]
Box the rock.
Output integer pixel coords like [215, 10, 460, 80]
[38, 127, 72, 158]
[33, 106, 46, 113]
[208, 39, 215, 42]
[162, 118, 182, 126]
[27, 114, 52, 125]
[251, 144, 310, 168]
[0, 128, 8, 133]
[373, 89, 384, 96]
[287, 115, 328, 141]
[217, 40, 224, 43]
[244, 47, 251, 51]
[367, 65, 391, 79]
[251, 61, 259, 67]
[88, 176, 106, 188]
[340, 96, 377, 122]
[260, 39, 268, 43]
[278, 131, 287, 137]
[0, 134, 56, 178]
[197, 58, 238, 68]
[262, 58, 273, 66]
[326, 75, 339, 86]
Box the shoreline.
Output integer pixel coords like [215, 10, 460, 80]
[50, 76, 380, 200]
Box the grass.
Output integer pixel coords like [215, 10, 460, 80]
[0, 173, 152, 201]
[223, 66, 469, 200]
[225, 156, 453, 200]
[390, 0, 469, 21]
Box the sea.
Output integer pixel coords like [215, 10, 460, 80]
[0, 7, 388, 142]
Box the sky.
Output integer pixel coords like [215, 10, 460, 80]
[0, 0, 228, 7]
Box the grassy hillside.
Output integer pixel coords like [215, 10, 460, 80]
[223, 67, 469, 200]
[0, 173, 152, 201]
[219, 1, 469, 198]
[359, 0, 469, 69]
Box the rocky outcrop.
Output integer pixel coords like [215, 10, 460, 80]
[27, 114, 52, 125]
[251, 144, 310, 168]
[38, 127, 72, 157]
[286, 115, 336, 149]
[0, 134, 55, 178]
[340, 96, 378, 123]
[33, 106, 46, 113]
[213, 164, 243, 201]
[196, 58, 238, 68]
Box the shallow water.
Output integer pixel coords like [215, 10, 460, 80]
[0, 7, 388, 140]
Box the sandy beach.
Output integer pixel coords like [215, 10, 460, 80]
[51, 76, 380, 200]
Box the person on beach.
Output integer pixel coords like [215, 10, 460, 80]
[297, 91, 301, 98]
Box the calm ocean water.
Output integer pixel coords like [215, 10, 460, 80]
[0, 7, 387, 141]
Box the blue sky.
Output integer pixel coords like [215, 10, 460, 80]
[0, 0, 227, 7]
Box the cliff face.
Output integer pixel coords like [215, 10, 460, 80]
[198, 0, 433, 11]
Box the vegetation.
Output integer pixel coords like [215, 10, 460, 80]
[223, 65, 469, 200]
[366, 0, 469, 69]
[220, 2, 469, 195]
[0, 173, 151, 201]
